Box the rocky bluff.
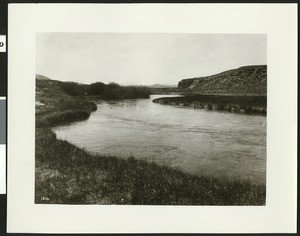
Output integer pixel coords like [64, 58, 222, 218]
[178, 65, 267, 95]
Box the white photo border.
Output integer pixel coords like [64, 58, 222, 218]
[7, 3, 297, 233]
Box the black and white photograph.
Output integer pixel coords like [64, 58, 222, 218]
[6, 3, 297, 234]
[35, 33, 267, 205]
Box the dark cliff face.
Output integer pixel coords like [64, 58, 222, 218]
[178, 65, 267, 95]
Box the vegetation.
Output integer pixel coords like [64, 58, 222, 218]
[53, 77, 150, 99]
[61, 81, 86, 96]
[102, 85, 150, 99]
[35, 75, 266, 205]
[36, 79, 97, 127]
[148, 86, 180, 95]
[36, 128, 265, 205]
[88, 82, 106, 95]
[153, 95, 267, 115]
[178, 65, 267, 95]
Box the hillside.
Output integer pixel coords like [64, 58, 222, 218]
[178, 65, 267, 95]
[36, 76, 97, 127]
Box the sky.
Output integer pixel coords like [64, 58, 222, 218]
[36, 33, 267, 85]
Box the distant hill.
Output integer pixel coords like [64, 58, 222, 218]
[148, 84, 177, 88]
[36, 74, 51, 80]
[178, 65, 267, 95]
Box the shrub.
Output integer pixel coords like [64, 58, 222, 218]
[103, 86, 150, 99]
[61, 82, 85, 96]
[106, 82, 120, 89]
[88, 82, 106, 95]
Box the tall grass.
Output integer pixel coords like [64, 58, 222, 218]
[153, 95, 267, 115]
[103, 86, 150, 99]
[60, 80, 150, 99]
[36, 128, 265, 205]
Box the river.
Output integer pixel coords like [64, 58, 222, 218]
[52, 95, 266, 184]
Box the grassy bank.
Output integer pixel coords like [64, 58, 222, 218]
[36, 77, 266, 205]
[153, 95, 267, 115]
[36, 78, 97, 127]
[36, 128, 265, 205]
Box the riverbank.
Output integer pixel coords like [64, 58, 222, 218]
[36, 78, 266, 205]
[153, 95, 267, 115]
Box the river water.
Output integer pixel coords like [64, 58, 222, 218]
[53, 95, 266, 184]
